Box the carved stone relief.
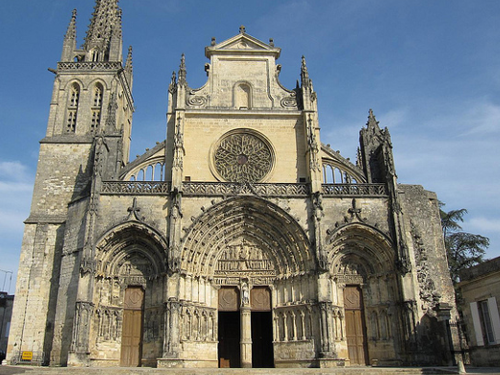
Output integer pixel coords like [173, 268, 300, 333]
[179, 304, 217, 342]
[214, 238, 277, 283]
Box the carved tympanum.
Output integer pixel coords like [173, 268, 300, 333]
[214, 132, 273, 182]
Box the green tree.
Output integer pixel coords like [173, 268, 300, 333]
[440, 204, 489, 285]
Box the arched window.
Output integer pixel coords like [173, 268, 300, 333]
[91, 83, 104, 133]
[234, 83, 251, 109]
[322, 162, 358, 184]
[67, 83, 80, 133]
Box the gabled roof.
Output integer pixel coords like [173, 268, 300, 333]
[205, 26, 281, 59]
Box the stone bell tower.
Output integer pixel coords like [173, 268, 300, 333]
[7, 0, 133, 365]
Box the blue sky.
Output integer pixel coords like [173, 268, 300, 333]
[1, 0, 499, 293]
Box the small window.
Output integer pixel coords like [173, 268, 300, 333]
[67, 83, 80, 133]
[90, 84, 104, 132]
[479, 300, 496, 345]
[184, 176, 191, 182]
[93, 85, 103, 107]
[90, 110, 100, 132]
[67, 111, 77, 132]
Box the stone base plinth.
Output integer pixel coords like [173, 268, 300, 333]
[157, 358, 218, 368]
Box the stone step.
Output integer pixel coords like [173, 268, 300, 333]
[0, 366, 459, 375]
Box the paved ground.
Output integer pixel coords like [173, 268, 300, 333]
[0, 366, 499, 375]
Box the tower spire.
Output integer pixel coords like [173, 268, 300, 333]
[83, 0, 122, 62]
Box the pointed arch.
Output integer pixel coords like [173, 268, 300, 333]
[95, 221, 168, 277]
[327, 223, 396, 276]
[181, 196, 314, 278]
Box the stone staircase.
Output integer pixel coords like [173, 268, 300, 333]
[0, 366, 460, 375]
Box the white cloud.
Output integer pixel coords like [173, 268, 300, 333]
[467, 217, 500, 234]
[0, 160, 33, 182]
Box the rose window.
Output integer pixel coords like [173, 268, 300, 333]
[214, 132, 273, 182]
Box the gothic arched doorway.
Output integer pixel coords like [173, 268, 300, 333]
[328, 223, 399, 366]
[93, 222, 168, 367]
[181, 197, 315, 368]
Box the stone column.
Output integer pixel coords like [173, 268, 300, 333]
[240, 306, 252, 368]
[163, 299, 180, 357]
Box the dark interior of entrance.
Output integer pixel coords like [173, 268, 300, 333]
[251, 311, 274, 368]
[218, 311, 241, 368]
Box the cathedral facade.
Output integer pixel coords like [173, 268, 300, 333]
[7, 0, 461, 368]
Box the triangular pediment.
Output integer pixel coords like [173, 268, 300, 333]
[205, 30, 281, 58]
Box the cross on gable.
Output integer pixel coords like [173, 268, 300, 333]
[127, 197, 144, 221]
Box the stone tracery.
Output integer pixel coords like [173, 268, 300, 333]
[213, 131, 274, 183]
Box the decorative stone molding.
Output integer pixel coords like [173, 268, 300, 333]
[101, 181, 171, 194]
[183, 181, 309, 197]
[58, 61, 122, 71]
[280, 93, 298, 108]
[322, 183, 387, 196]
[186, 93, 208, 107]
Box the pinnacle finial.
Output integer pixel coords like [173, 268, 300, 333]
[301, 55, 311, 88]
[180, 53, 186, 69]
[125, 46, 133, 71]
[367, 109, 380, 130]
[239, 25, 246, 34]
[178, 53, 187, 84]
[65, 9, 77, 40]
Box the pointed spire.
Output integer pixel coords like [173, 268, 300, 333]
[83, 0, 122, 62]
[366, 109, 381, 132]
[178, 54, 187, 86]
[65, 9, 77, 40]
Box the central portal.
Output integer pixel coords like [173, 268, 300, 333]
[217, 286, 274, 368]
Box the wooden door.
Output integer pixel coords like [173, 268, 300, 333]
[120, 287, 144, 367]
[344, 286, 368, 365]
